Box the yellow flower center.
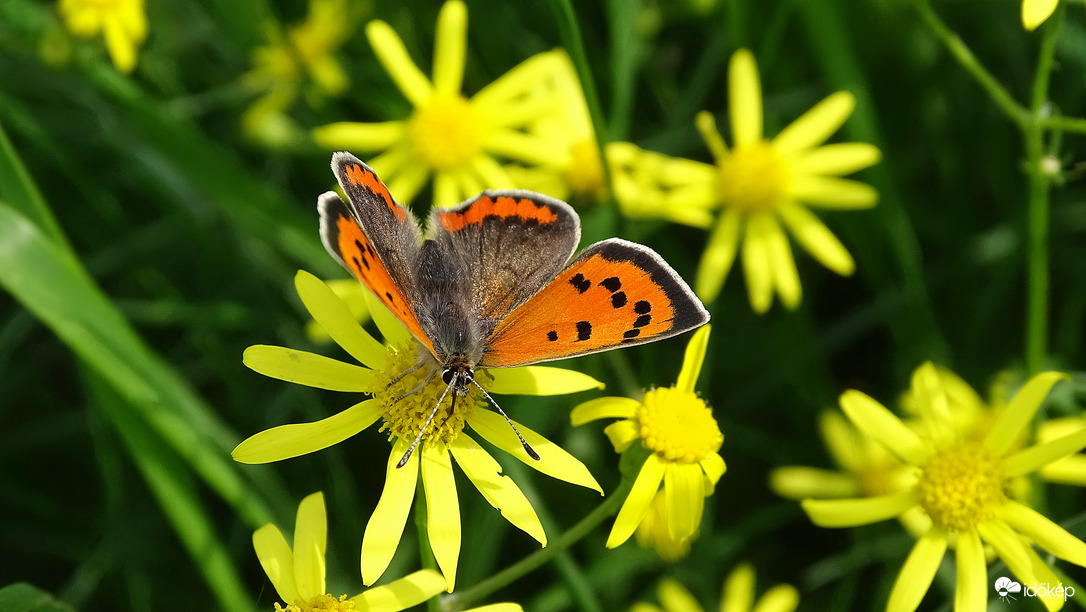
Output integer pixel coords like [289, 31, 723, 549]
[563, 139, 605, 198]
[915, 443, 1006, 531]
[275, 593, 355, 612]
[637, 386, 722, 463]
[374, 342, 481, 446]
[408, 95, 485, 171]
[716, 142, 790, 212]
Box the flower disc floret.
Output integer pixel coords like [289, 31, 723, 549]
[407, 94, 484, 171]
[638, 386, 722, 463]
[373, 343, 479, 444]
[275, 593, 355, 612]
[717, 142, 790, 213]
[916, 443, 1005, 532]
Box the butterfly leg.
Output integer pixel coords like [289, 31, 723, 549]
[389, 366, 438, 404]
[385, 360, 426, 390]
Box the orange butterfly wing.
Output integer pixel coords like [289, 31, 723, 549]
[318, 154, 437, 357]
[479, 238, 709, 368]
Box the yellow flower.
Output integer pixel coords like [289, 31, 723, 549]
[242, 0, 353, 148]
[634, 490, 693, 561]
[609, 143, 720, 228]
[571, 325, 724, 549]
[630, 565, 799, 612]
[1022, 0, 1059, 30]
[304, 279, 370, 344]
[234, 271, 603, 591]
[689, 48, 880, 312]
[802, 363, 1086, 612]
[58, 0, 147, 73]
[312, 0, 574, 207]
[254, 491, 448, 612]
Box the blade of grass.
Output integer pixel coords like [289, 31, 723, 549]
[82, 366, 253, 611]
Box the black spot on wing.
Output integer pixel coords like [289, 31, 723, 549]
[599, 277, 622, 292]
[546, 330, 558, 342]
[623, 329, 640, 339]
[570, 273, 591, 294]
[634, 314, 652, 328]
[576, 321, 592, 341]
[590, 240, 709, 331]
[634, 300, 652, 314]
[611, 292, 627, 308]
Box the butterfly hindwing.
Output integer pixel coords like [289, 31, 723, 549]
[431, 190, 580, 325]
[480, 238, 710, 368]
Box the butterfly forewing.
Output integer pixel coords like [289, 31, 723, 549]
[479, 239, 710, 368]
[431, 191, 580, 325]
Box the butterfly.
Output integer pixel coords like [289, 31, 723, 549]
[318, 152, 709, 463]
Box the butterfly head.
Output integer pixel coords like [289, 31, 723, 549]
[439, 353, 475, 397]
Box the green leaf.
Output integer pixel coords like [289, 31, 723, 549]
[0, 583, 76, 612]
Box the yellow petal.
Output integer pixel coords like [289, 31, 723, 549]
[351, 569, 446, 610]
[773, 92, 856, 155]
[720, 563, 754, 612]
[768, 467, 860, 499]
[295, 271, 388, 370]
[471, 49, 566, 113]
[839, 389, 933, 466]
[570, 397, 640, 426]
[252, 524, 300, 604]
[996, 500, 1086, 566]
[728, 49, 763, 148]
[365, 20, 433, 105]
[63, 6, 104, 36]
[801, 491, 915, 527]
[293, 492, 327, 600]
[365, 141, 414, 183]
[752, 585, 800, 612]
[484, 129, 569, 166]
[658, 578, 704, 612]
[695, 111, 729, 161]
[909, 362, 955, 447]
[789, 175, 878, 209]
[449, 434, 546, 544]
[421, 444, 460, 591]
[243, 345, 379, 392]
[1018, 544, 1066, 611]
[975, 519, 1032, 583]
[676, 325, 711, 393]
[467, 605, 525, 612]
[700, 452, 726, 486]
[984, 372, 1068, 456]
[604, 420, 640, 452]
[954, 529, 987, 612]
[664, 462, 705, 542]
[777, 202, 855, 275]
[1040, 454, 1086, 485]
[311, 121, 405, 151]
[467, 410, 602, 493]
[385, 161, 431, 206]
[762, 215, 801, 310]
[485, 366, 604, 396]
[362, 439, 418, 585]
[433, 171, 460, 208]
[232, 399, 382, 464]
[1023, 0, 1059, 30]
[741, 214, 773, 313]
[819, 410, 863, 471]
[309, 56, 349, 96]
[432, 0, 466, 96]
[885, 529, 948, 612]
[788, 143, 881, 176]
[468, 154, 517, 191]
[1003, 426, 1086, 477]
[607, 454, 666, 548]
[695, 208, 743, 304]
[103, 13, 138, 73]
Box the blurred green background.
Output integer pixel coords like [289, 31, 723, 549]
[1, 0, 1085, 610]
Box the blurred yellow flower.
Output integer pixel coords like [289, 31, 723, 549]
[235, 271, 602, 591]
[692, 49, 880, 312]
[802, 364, 1086, 612]
[58, 0, 146, 73]
[242, 0, 353, 148]
[1022, 0, 1059, 30]
[609, 143, 719, 228]
[630, 565, 798, 612]
[1038, 415, 1086, 485]
[634, 490, 693, 561]
[572, 325, 724, 550]
[312, 0, 575, 207]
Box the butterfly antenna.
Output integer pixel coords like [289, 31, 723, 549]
[397, 372, 456, 468]
[471, 379, 540, 461]
[391, 366, 437, 404]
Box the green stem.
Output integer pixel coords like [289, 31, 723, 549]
[1024, 3, 1063, 374]
[912, 0, 1027, 128]
[1040, 115, 1086, 134]
[548, 0, 614, 192]
[445, 476, 633, 610]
